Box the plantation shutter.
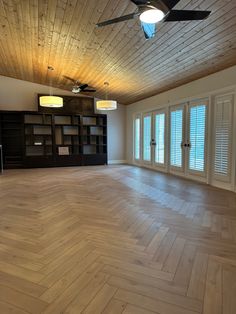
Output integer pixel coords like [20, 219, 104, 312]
[143, 115, 151, 161]
[213, 95, 233, 182]
[170, 109, 183, 167]
[134, 116, 141, 160]
[189, 104, 206, 172]
[154, 113, 165, 164]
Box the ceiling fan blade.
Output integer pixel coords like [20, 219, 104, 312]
[63, 75, 77, 83]
[79, 84, 88, 90]
[141, 22, 156, 40]
[164, 10, 211, 22]
[82, 89, 96, 92]
[159, 0, 181, 10]
[96, 13, 138, 27]
[130, 0, 148, 4]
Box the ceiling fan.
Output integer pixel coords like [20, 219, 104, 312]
[63, 75, 96, 94]
[96, 0, 211, 40]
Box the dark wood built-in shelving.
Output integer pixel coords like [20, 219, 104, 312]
[0, 111, 107, 169]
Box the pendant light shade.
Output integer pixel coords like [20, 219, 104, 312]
[96, 82, 117, 111]
[39, 96, 63, 108]
[96, 100, 117, 111]
[39, 66, 63, 108]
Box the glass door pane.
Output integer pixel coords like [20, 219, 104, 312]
[143, 114, 152, 162]
[154, 112, 165, 165]
[134, 117, 141, 160]
[189, 104, 206, 172]
[170, 108, 183, 168]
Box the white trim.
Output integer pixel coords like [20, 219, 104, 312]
[108, 160, 127, 165]
[130, 86, 236, 116]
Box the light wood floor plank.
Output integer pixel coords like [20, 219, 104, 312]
[0, 165, 236, 313]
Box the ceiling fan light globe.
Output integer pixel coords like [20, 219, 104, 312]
[140, 9, 165, 24]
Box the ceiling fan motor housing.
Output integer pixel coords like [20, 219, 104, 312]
[72, 86, 81, 93]
[139, 1, 169, 14]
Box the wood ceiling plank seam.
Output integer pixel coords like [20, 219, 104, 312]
[9, 0, 28, 79]
[57, 0, 95, 82]
[19, 0, 33, 82]
[126, 60, 236, 103]
[1, 0, 24, 78]
[52, 0, 87, 86]
[77, 1, 141, 83]
[0, 18, 14, 75]
[90, 0, 136, 55]
[120, 52, 236, 102]
[100, 2, 236, 95]
[135, 1, 236, 74]
[0, 1, 15, 76]
[137, 34, 236, 87]
[29, 0, 40, 81]
[139, 22, 236, 80]
[42, 0, 61, 84]
[0, 42, 10, 75]
[123, 57, 236, 104]
[45, 0, 68, 83]
[37, 0, 51, 84]
[107, 0, 228, 79]
[60, 0, 108, 83]
[0, 0, 236, 104]
[78, 19, 210, 91]
[125, 43, 236, 97]
[47, 0, 79, 87]
[67, 3, 130, 84]
[54, 0, 89, 84]
[87, 0, 211, 79]
[109, 0, 227, 78]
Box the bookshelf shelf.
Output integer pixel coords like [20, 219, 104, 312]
[0, 111, 107, 168]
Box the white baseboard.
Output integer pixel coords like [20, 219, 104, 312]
[108, 160, 127, 165]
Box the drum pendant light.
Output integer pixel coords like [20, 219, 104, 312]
[39, 66, 63, 108]
[96, 82, 117, 111]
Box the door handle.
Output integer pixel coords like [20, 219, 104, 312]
[181, 142, 191, 148]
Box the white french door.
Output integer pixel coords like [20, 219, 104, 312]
[153, 109, 167, 170]
[133, 94, 236, 191]
[135, 110, 167, 170]
[134, 99, 209, 181]
[169, 104, 185, 174]
[186, 100, 208, 178]
[169, 99, 209, 181]
[142, 113, 152, 165]
[134, 115, 141, 162]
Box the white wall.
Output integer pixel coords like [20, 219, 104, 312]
[126, 66, 236, 163]
[0, 75, 126, 163]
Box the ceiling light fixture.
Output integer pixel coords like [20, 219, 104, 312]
[39, 66, 63, 108]
[96, 82, 117, 111]
[139, 8, 165, 24]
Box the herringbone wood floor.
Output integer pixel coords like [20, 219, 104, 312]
[1, 165, 236, 314]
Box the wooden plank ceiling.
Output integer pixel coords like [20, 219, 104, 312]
[0, 0, 236, 105]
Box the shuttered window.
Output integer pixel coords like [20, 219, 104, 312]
[170, 109, 183, 167]
[143, 115, 151, 161]
[189, 104, 206, 172]
[214, 95, 233, 179]
[134, 117, 141, 160]
[155, 113, 165, 164]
